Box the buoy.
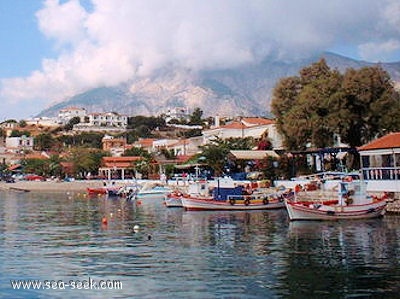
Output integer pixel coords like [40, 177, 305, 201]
[133, 224, 140, 232]
[102, 216, 108, 225]
[137, 200, 142, 205]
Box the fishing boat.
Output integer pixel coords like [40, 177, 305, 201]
[135, 182, 172, 199]
[180, 177, 292, 211]
[284, 181, 387, 221]
[164, 190, 184, 207]
[86, 183, 121, 196]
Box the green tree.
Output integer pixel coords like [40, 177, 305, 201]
[199, 136, 255, 176]
[9, 130, 31, 137]
[271, 59, 400, 149]
[188, 107, 203, 125]
[199, 143, 229, 176]
[34, 133, 55, 151]
[64, 116, 81, 131]
[18, 120, 27, 127]
[58, 132, 104, 148]
[22, 158, 48, 176]
[123, 147, 152, 159]
[337, 66, 400, 146]
[127, 116, 166, 131]
[69, 148, 109, 178]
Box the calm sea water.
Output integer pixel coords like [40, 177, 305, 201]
[1, 191, 400, 299]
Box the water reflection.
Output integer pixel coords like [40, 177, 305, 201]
[2, 192, 400, 298]
[285, 219, 400, 298]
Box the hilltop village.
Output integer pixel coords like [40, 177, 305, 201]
[1, 60, 400, 187]
[0, 106, 289, 181]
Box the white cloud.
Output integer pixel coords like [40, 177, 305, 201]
[359, 39, 400, 62]
[1, 0, 400, 111]
[36, 0, 88, 47]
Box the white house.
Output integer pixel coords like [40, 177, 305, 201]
[202, 117, 284, 149]
[165, 107, 189, 123]
[73, 112, 128, 132]
[58, 107, 87, 124]
[5, 135, 34, 152]
[25, 117, 59, 127]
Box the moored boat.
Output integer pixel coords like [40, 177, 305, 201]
[164, 191, 184, 207]
[284, 181, 387, 221]
[181, 193, 289, 211]
[180, 177, 293, 211]
[87, 186, 120, 196]
[135, 183, 172, 199]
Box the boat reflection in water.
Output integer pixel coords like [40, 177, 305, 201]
[285, 219, 400, 298]
[2, 191, 400, 298]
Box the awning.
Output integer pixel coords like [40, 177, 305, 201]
[174, 163, 205, 169]
[229, 150, 279, 160]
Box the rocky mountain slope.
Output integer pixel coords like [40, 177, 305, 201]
[38, 52, 400, 118]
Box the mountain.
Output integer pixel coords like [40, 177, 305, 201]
[38, 52, 400, 118]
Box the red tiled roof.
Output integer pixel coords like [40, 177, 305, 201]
[138, 138, 156, 147]
[176, 154, 195, 163]
[358, 132, 400, 151]
[103, 156, 142, 162]
[220, 122, 247, 129]
[102, 156, 143, 168]
[242, 117, 275, 125]
[8, 164, 21, 171]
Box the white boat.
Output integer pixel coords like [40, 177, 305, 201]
[164, 191, 184, 207]
[274, 171, 361, 190]
[284, 181, 387, 221]
[135, 183, 172, 199]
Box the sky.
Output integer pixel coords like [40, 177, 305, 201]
[1, 0, 400, 121]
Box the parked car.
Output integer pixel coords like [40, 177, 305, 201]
[0, 175, 15, 183]
[24, 174, 46, 181]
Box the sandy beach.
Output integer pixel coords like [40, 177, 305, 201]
[0, 180, 123, 193]
[0, 178, 172, 194]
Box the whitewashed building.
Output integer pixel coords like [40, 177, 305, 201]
[5, 135, 34, 152]
[58, 107, 87, 124]
[202, 117, 284, 150]
[73, 112, 128, 132]
[165, 107, 189, 123]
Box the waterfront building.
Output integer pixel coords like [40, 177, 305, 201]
[358, 132, 400, 194]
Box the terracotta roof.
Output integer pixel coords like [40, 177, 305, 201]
[8, 164, 21, 171]
[137, 138, 156, 147]
[176, 154, 194, 163]
[220, 122, 247, 129]
[358, 132, 400, 151]
[242, 117, 275, 125]
[102, 156, 143, 168]
[103, 156, 142, 162]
